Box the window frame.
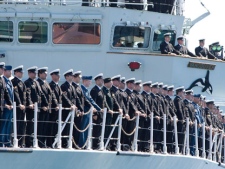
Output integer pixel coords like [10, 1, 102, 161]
[51, 21, 102, 46]
[111, 23, 151, 50]
[0, 19, 14, 43]
[17, 20, 49, 44]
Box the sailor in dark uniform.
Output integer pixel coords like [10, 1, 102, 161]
[119, 77, 126, 92]
[72, 71, 91, 147]
[173, 86, 186, 153]
[110, 75, 124, 150]
[134, 80, 148, 151]
[90, 73, 105, 149]
[47, 69, 62, 147]
[141, 81, 152, 152]
[60, 69, 77, 148]
[165, 85, 176, 153]
[174, 36, 197, 57]
[37, 67, 58, 148]
[123, 78, 144, 150]
[160, 33, 181, 55]
[79, 76, 101, 148]
[11, 65, 26, 147]
[0, 65, 13, 147]
[102, 77, 120, 150]
[195, 39, 217, 59]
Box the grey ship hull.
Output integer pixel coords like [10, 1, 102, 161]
[0, 148, 222, 169]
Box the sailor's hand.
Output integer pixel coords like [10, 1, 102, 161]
[155, 116, 160, 121]
[170, 53, 176, 56]
[5, 104, 12, 110]
[135, 111, 141, 116]
[42, 107, 48, 111]
[100, 109, 104, 113]
[108, 110, 114, 115]
[29, 104, 34, 109]
[70, 105, 76, 111]
[93, 115, 98, 121]
[198, 124, 202, 128]
[118, 109, 123, 114]
[125, 114, 130, 120]
[141, 113, 147, 118]
[19, 104, 25, 110]
[55, 107, 59, 111]
[93, 108, 97, 113]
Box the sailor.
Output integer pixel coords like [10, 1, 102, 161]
[150, 82, 163, 152]
[160, 33, 181, 55]
[90, 73, 105, 149]
[123, 78, 144, 150]
[141, 81, 153, 152]
[72, 71, 91, 147]
[102, 77, 120, 150]
[166, 85, 176, 153]
[195, 39, 217, 59]
[37, 67, 58, 148]
[119, 77, 126, 92]
[0, 62, 12, 132]
[134, 80, 148, 151]
[48, 69, 62, 148]
[11, 65, 26, 147]
[60, 69, 77, 148]
[174, 36, 197, 57]
[79, 76, 101, 148]
[110, 75, 124, 150]
[173, 86, 186, 154]
[0, 65, 13, 147]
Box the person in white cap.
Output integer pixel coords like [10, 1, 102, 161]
[160, 33, 180, 55]
[60, 69, 77, 148]
[11, 65, 26, 147]
[174, 36, 196, 57]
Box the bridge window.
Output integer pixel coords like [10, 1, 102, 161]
[18, 21, 48, 43]
[0, 21, 13, 42]
[112, 26, 151, 48]
[52, 23, 101, 44]
[152, 30, 176, 51]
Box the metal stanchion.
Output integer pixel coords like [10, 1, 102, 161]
[117, 114, 122, 151]
[186, 117, 190, 156]
[87, 108, 93, 150]
[195, 119, 199, 157]
[223, 136, 225, 164]
[163, 114, 167, 154]
[13, 102, 18, 148]
[174, 116, 179, 155]
[218, 131, 223, 163]
[57, 104, 62, 148]
[213, 132, 218, 162]
[33, 102, 38, 148]
[208, 125, 212, 160]
[202, 122, 206, 158]
[100, 108, 107, 150]
[149, 112, 154, 153]
[132, 114, 139, 152]
[68, 109, 75, 149]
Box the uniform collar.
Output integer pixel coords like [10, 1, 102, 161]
[95, 85, 102, 90]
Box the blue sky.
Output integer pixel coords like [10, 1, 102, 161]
[184, 0, 224, 53]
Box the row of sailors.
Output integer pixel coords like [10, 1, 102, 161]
[0, 62, 223, 154]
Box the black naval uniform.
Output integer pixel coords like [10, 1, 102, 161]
[37, 78, 58, 148]
[24, 78, 47, 147]
[174, 95, 186, 153]
[174, 44, 196, 57]
[11, 76, 27, 147]
[204, 107, 212, 156]
[90, 85, 105, 149]
[160, 41, 180, 55]
[72, 82, 91, 146]
[195, 46, 216, 59]
[48, 81, 62, 147]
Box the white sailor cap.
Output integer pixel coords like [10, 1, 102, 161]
[94, 73, 103, 80]
[27, 66, 38, 73]
[142, 81, 152, 86]
[63, 69, 73, 76]
[38, 67, 48, 74]
[185, 89, 193, 94]
[162, 85, 168, 90]
[175, 86, 185, 91]
[111, 75, 121, 81]
[206, 100, 214, 104]
[0, 62, 5, 68]
[151, 82, 159, 88]
[125, 78, 135, 83]
[50, 69, 60, 76]
[135, 80, 142, 85]
[167, 85, 174, 91]
[158, 82, 163, 87]
[120, 77, 125, 83]
[164, 32, 171, 37]
[73, 71, 82, 77]
[13, 65, 24, 73]
[177, 35, 185, 40]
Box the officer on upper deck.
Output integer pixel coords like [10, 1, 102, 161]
[195, 39, 217, 60]
[160, 33, 180, 55]
[174, 36, 197, 57]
